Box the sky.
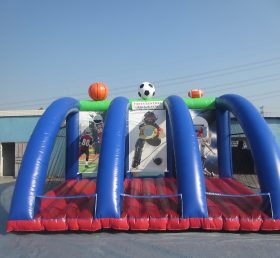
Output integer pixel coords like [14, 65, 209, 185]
[0, 0, 280, 114]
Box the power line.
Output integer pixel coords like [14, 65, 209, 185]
[1, 57, 280, 109]
[247, 89, 280, 99]
[250, 92, 280, 101]
[110, 58, 280, 94]
[173, 74, 280, 96]
[153, 57, 280, 84]
[202, 73, 280, 91]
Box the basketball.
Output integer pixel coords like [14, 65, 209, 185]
[88, 82, 109, 100]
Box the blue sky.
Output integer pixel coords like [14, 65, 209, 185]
[0, 0, 280, 114]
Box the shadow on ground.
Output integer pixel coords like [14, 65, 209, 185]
[0, 181, 15, 235]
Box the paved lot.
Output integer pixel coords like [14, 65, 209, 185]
[1, 179, 280, 258]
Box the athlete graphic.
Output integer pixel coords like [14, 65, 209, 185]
[92, 123, 103, 154]
[195, 122, 216, 177]
[79, 129, 93, 168]
[132, 111, 165, 169]
[91, 114, 104, 154]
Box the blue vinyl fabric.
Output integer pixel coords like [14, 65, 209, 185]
[95, 97, 129, 218]
[66, 112, 80, 179]
[164, 96, 208, 218]
[216, 109, 233, 178]
[166, 111, 174, 177]
[216, 94, 280, 218]
[9, 97, 79, 220]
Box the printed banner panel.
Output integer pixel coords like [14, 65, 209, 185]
[77, 109, 219, 176]
[129, 110, 167, 173]
[79, 111, 105, 174]
[190, 109, 218, 175]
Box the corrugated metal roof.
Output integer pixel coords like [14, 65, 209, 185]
[0, 110, 44, 117]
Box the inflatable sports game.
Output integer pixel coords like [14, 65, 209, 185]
[7, 82, 280, 232]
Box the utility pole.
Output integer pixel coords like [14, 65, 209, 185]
[260, 105, 264, 116]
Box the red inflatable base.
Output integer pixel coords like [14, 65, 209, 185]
[7, 217, 280, 232]
[7, 178, 280, 232]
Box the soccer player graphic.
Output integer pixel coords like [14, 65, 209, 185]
[132, 111, 165, 169]
[79, 128, 93, 168]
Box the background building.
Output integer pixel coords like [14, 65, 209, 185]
[1, 109, 280, 178]
[0, 110, 44, 177]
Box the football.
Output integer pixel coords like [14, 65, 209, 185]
[138, 82, 155, 100]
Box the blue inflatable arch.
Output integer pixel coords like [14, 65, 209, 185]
[216, 94, 280, 218]
[95, 97, 129, 218]
[9, 97, 79, 220]
[164, 96, 208, 218]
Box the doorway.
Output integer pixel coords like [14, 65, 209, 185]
[2, 143, 15, 177]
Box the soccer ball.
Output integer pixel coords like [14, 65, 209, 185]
[138, 82, 156, 100]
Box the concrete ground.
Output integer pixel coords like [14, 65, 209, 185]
[1, 178, 280, 258]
